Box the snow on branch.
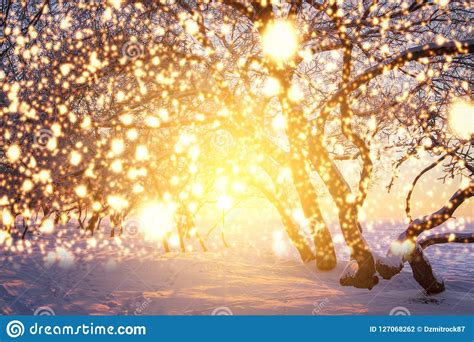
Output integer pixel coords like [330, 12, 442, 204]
[420, 232, 474, 249]
[406, 181, 474, 238]
[376, 182, 474, 293]
[321, 38, 474, 112]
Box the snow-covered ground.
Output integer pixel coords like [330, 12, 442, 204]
[1, 209, 473, 316]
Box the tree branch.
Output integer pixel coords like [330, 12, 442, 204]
[320, 39, 474, 114]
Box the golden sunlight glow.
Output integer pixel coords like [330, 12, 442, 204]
[272, 114, 286, 131]
[216, 195, 233, 211]
[135, 145, 149, 161]
[111, 139, 125, 155]
[389, 239, 415, 257]
[262, 20, 298, 62]
[6, 144, 21, 162]
[108, 0, 122, 10]
[169, 233, 180, 248]
[111, 160, 123, 173]
[138, 202, 175, 240]
[75, 185, 87, 198]
[22, 180, 33, 192]
[0, 230, 10, 244]
[449, 99, 474, 140]
[107, 195, 129, 211]
[288, 84, 304, 102]
[70, 151, 82, 166]
[215, 176, 228, 191]
[185, 19, 199, 35]
[40, 218, 55, 234]
[2, 209, 14, 227]
[263, 77, 281, 97]
[191, 183, 204, 196]
[272, 230, 288, 257]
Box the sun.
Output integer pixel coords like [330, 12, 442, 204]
[449, 99, 474, 140]
[261, 20, 298, 63]
[138, 202, 176, 240]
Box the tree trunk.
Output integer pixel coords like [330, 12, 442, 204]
[253, 177, 316, 262]
[196, 232, 208, 252]
[274, 81, 337, 270]
[407, 244, 444, 294]
[308, 136, 378, 289]
[162, 237, 170, 253]
[86, 213, 99, 235]
[288, 155, 337, 270]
